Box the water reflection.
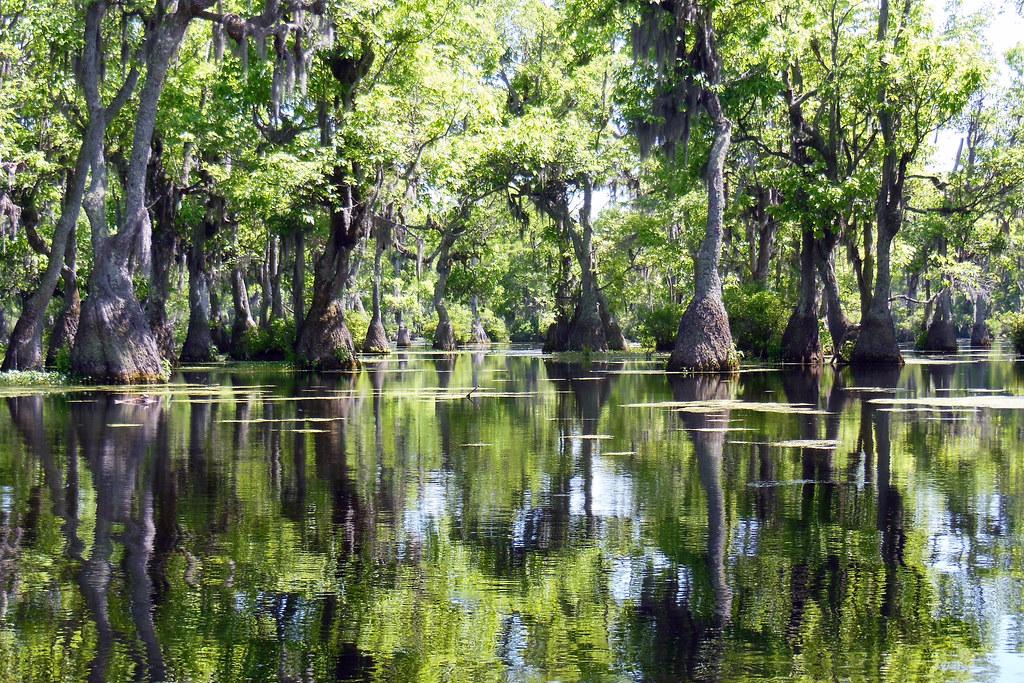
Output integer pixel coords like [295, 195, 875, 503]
[0, 351, 1023, 680]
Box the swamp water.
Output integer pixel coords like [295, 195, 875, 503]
[1, 347, 1023, 681]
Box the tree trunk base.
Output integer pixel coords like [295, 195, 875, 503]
[970, 323, 992, 348]
[780, 311, 822, 364]
[543, 299, 625, 353]
[604, 319, 628, 351]
[433, 320, 457, 352]
[71, 289, 166, 383]
[229, 319, 258, 360]
[470, 321, 490, 347]
[362, 317, 391, 354]
[667, 295, 737, 372]
[46, 290, 81, 368]
[2, 317, 44, 372]
[148, 316, 176, 363]
[850, 311, 904, 366]
[922, 318, 957, 353]
[180, 328, 216, 363]
[295, 300, 359, 370]
[567, 308, 608, 352]
[542, 319, 570, 353]
[396, 326, 412, 347]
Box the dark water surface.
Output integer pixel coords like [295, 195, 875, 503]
[2, 347, 1024, 681]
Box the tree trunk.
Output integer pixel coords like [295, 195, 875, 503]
[71, 7, 191, 382]
[292, 228, 305, 333]
[432, 236, 457, 352]
[230, 267, 257, 359]
[749, 186, 778, 286]
[851, 0, 905, 367]
[780, 226, 822, 364]
[362, 230, 390, 354]
[970, 291, 991, 347]
[270, 235, 284, 321]
[45, 233, 81, 367]
[851, 228, 903, 366]
[668, 100, 735, 372]
[543, 187, 625, 352]
[470, 294, 490, 347]
[3, 73, 102, 371]
[180, 213, 215, 363]
[815, 230, 851, 359]
[922, 287, 957, 352]
[294, 181, 367, 370]
[143, 140, 181, 362]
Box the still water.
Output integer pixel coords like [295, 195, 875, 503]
[1, 347, 1024, 681]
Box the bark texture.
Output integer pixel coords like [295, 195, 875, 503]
[432, 231, 458, 352]
[362, 224, 390, 354]
[851, 0, 908, 366]
[970, 291, 991, 347]
[180, 204, 217, 363]
[780, 226, 823, 364]
[668, 100, 735, 371]
[469, 295, 490, 347]
[2, 6, 117, 373]
[45, 239, 81, 368]
[229, 267, 258, 359]
[72, 4, 191, 382]
[922, 287, 957, 353]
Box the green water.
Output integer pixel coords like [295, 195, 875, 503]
[1, 348, 1023, 681]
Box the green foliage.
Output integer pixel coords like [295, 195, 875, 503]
[242, 319, 296, 361]
[53, 346, 72, 375]
[346, 311, 371, 350]
[634, 304, 684, 351]
[723, 285, 788, 360]
[479, 308, 509, 342]
[0, 369, 68, 385]
[1004, 312, 1024, 354]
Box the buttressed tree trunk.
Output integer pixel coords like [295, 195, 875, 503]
[72, 4, 193, 382]
[432, 230, 458, 352]
[180, 198, 219, 363]
[780, 225, 823, 364]
[144, 138, 183, 362]
[293, 39, 376, 369]
[923, 286, 957, 352]
[362, 219, 390, 354]
[538, 186, 625, 353]
[71, 1, 326, 382]
[851, 0, 907, 367]
[230, 267, 257, 359]
[815, 227, 851, 360]
[295, 180, 372, 369]
[3, 1, 130, 372]
[470, 294, 490, 347]
[668, 98, 735, 371]
[45, 230, 81, 367]
[970, 290, 991, 347]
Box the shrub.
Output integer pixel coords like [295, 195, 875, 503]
[479, 308, 509, 342]
[53, 345, 72, 375]
[509, 318, 542, 343]
[243, 318, 296, 361]
[1005, 312, 1024, 354]
[723, 285, 788, 360]
[635, 304, 685, 351]
[345, 310, 371, 349]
